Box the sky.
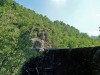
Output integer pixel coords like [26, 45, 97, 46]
[14, 0, 100, 36]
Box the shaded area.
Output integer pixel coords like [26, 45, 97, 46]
[21, 46, 100, 75]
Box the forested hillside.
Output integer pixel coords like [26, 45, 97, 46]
[0, 0, 100, 74]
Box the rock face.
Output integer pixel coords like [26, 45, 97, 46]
[21, 46, 100, 75]
[31, 38, 50, 50]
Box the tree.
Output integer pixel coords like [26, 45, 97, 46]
[0, 0, 12, 6]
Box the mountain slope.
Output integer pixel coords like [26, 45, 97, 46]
[0, 0, 100, 74]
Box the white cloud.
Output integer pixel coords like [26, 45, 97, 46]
[51, 0, 67, 6]
[88, 30, 100, 36]
[96, 14, 100, 17]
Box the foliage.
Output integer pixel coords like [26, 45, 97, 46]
[0, 0, 100, 74]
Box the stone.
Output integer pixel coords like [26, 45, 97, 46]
[21, 46, 100, 75]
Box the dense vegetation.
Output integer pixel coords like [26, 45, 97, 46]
[0, 0, 100, 74]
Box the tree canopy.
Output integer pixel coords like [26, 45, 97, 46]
[0, 0, 100, 74]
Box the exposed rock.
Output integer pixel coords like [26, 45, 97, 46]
[21, 46, 100, 75]
[31, 38, 50, 50]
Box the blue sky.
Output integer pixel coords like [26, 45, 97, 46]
[14, 0, 100, 36]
